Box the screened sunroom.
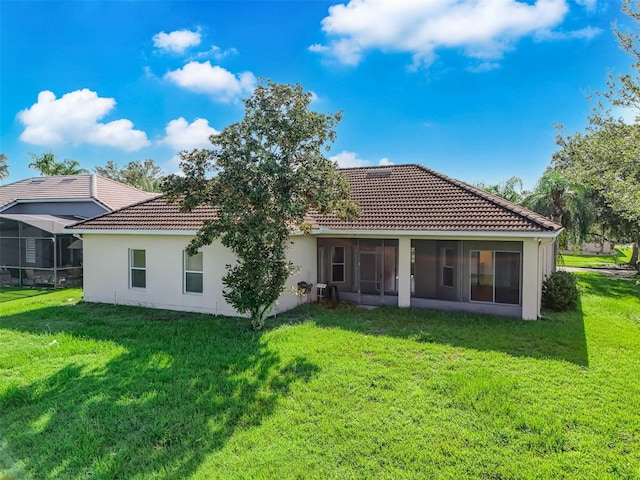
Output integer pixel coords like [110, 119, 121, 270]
[0, 215, 83, 287]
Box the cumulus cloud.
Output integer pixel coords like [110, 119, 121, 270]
[330, 150, 392, 168]
[17, 89, 150, 151]
[164, 61, 256, 102]
[311, 0, 598, 68]
[153, 29, 201, 54]
[159, 117, 219, 151]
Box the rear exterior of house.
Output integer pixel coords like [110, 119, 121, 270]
[69, 165, 561, 320]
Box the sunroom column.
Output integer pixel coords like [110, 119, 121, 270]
[398, 237, 411, 307]
[521, 237, 540, 320]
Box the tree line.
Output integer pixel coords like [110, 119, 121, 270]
[0, 152, 164, 192]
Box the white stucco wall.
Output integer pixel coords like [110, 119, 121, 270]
[82, 233, 317, 317]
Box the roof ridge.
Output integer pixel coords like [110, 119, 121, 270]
[413, 164, 560, 231]
[94, 174, 153, 193]
[337, 164, 418, 172]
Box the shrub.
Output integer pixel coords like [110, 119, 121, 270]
[542, 270, 579, 311]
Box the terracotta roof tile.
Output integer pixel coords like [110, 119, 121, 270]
[71, 164, 562, 233]
[0, 175, 157, 211]
[70, 195, 217, 231]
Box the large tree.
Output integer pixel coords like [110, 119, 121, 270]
[95, 159, 164, 192]
[553, 0, 640, 266]
[162, 81, 359, 330]
[0, 153, 8, 181]
[28, 152, 88, 176]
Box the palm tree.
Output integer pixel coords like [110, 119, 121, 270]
[0, 153, 8, 181]
[523, 169, 594, 249]
[28, 152, 88, 176]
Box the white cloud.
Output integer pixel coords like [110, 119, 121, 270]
[611, 105, 638, 125]
[159, 117, 219, 151]
[312, 0, 588, 68]
[164, 61, 256, 102]
[330, 150, 369, 168]
[196, 45, 238, 61]
[534, 26, 602, 41]
[467, 61, 502, 73]
[153, 29, 201, 54]
[575, 0, 597, 11]
[330, 150, 392, 168]
[17, 89, 150, 151]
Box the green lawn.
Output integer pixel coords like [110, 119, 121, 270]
[559, 246, 633, 268]
[1, 275, 639, 479]
[0, 287, 50, 304]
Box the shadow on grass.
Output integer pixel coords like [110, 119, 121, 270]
[0, 287, 50, 303]
[577, 271, 640, 298]
[0, 302, 318, 479]
[278, 298, 589, 367]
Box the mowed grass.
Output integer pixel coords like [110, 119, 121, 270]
[0, 287, 50, 304]
[0, 274, 639, 480]
[559, 246, 633, 268]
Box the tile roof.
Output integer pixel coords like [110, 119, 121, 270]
[70, 195, 217, 231]
[312, 165, 561, 232]
[0, 175, 157, 212]
[70, 164, 562, 233]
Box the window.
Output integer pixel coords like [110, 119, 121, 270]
[130, 249, 146, 288]
[184, 251, 203, 294]
[470, 250, 520, 305]
[441, 247, 454, 288]
[331, 246, 345, 283]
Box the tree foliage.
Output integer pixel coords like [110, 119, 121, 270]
[0, 153, 8, 181]
[163, 81, 359, 330]
[28, 152, 88, 176]
[522, 169, 594, 248]
[95, 159, 164, 192]
[552, 0, 640, 266]
[475, 176, 525, 204]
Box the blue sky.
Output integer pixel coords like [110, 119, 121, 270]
[0, 0, 631, 189]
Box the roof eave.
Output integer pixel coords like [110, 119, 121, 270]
[66, 228, 199, 236]
[310, 228, 563, 239]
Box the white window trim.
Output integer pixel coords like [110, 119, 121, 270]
[129, 249, 146, 289]
[183, 250, 203, 295]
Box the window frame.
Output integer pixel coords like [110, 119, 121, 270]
[129, 248, 146, 289]
[331, 246, 346, 283]
[441, 247, 454, 288]
[469, 249, 521, 305]
[183, 250, 203, 295]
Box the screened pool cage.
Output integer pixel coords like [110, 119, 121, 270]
[0, 216, 83, 288]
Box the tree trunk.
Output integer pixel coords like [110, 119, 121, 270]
[630, 242, 639, 268]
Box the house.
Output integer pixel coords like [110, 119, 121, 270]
[0, 175, 157, 287]
[68, 164, 562, 319]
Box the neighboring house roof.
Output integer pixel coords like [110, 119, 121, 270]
[0, 175, 157, 212]
[69, 164, 562, 234]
